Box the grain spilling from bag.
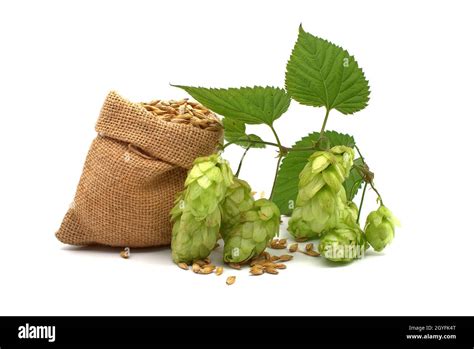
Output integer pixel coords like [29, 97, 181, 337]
[226, 276, 236, 285]
[289, 243, 298, 253]
[303, 250, 320, 257]
[275, 254, 293, 262]
[120, 248, 130, 259]
[248, 252, 292, 276]
[192, 263, 201, 273]
[178, 262, 189, 270]
[270, 238, 287, 249]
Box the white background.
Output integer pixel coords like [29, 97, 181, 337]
[1, 0, 473, 316]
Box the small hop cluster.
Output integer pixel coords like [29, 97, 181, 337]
[289, 145, 399, 263]
[171, 154, 280, 266]
[288, 145, 355, 239]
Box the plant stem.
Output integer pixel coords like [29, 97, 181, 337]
[223, 138, 323, 153]
[222, 139, 280, 150]
[354, 145, 365, 162]
[235, 145, 250, 177]
[357, 182, 368, 223]
[290, 145, 320, 151]
[370, 185, 384, 206]
[354, 145, 385, 206]
[269, 124, 283, 150]
[319, 108, 331, 138]
[269, 124, 284, 200]
[270, 156, 283, 199]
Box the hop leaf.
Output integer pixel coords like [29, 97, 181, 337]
[343, 158, 365, 201]
[286, 25, 370, 114]
[222, 118, 266, 149]
[173, 85, 291, 126]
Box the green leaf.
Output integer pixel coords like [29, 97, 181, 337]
[323, 130, 355, 148]
[343, 158, 364, 201]
[285, 25, 370, 114]
[272, 130, 355, 215]
[222, 118, 265, 149]
[173, 85, 291, 126]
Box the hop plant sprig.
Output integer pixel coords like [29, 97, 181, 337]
[172, 24, 398, 267]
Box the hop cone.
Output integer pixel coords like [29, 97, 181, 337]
[171, 154, 233, 264]
[344, 201, 359, 224]
[171, 205, 221, 263]
[220, 178, 255, 239]
[288, 146, 355, 239]
[182, 154, 234, 220]
[223, 199, 280, 264]
[365, 205, 400, 252]
[318, 223, 367, 262]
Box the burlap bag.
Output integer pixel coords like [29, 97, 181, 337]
[56, 91, 223, 247]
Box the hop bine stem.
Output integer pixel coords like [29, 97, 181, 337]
[269, 124, 284, 200]
[319, 108, 330, 139]
[354, 145, 385, 206]
[357, 182, 368, 223]
[221, 138, 281, 150]
[222, 139, 321, 152]
[235, 145, 250, 177]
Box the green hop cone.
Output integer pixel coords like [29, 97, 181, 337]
[288, 187, 343, 238]
[344, 201, 359, 224]
[171, 154, 234, 264]
[183, 154, 234, 220]
[220, 178, 255, 238]
[171, 207, 221, 264]
[288, 145, 355, 239]
[223, 199, 280, 264]
[336, 197, 359, 228]
[318, 223, 367, 262]
[365, 205, 400, 252]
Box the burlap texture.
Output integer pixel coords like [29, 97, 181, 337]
[56, 91, 223, 247]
